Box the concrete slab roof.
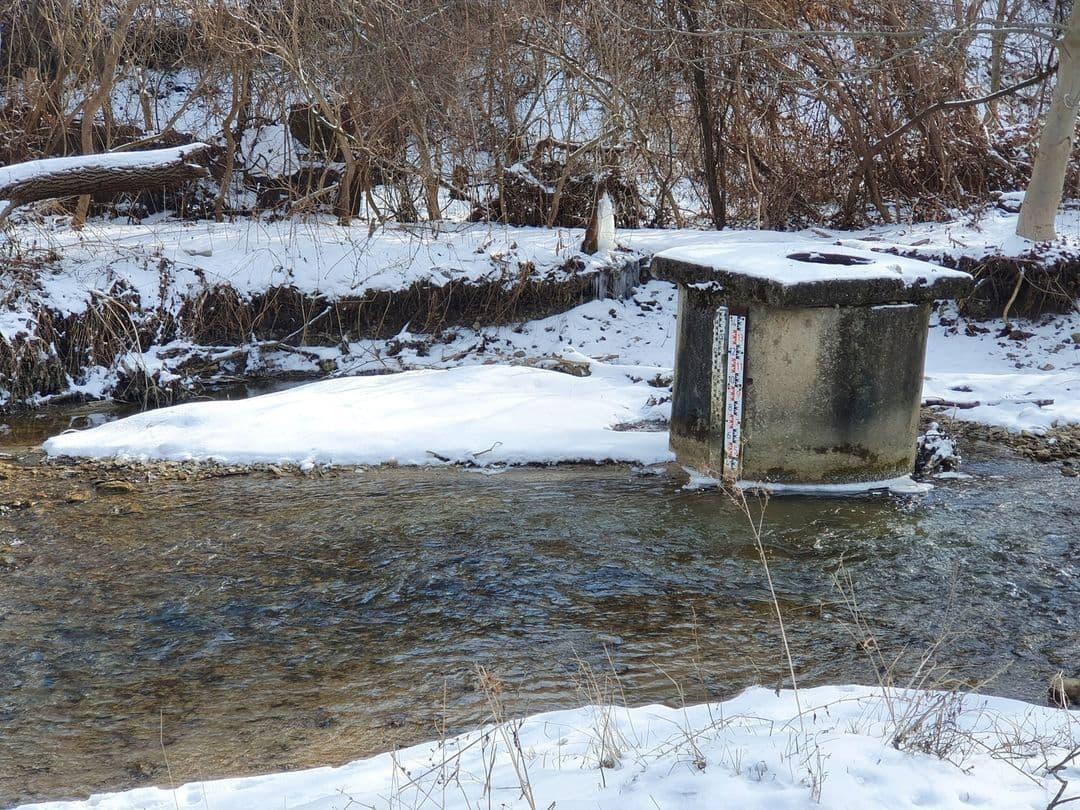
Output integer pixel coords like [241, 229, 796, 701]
[651, 240, 973, 307]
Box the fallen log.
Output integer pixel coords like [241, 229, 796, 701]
[0, 144, 210, 222]
[922, 396, 980, 410]
[923, 396, 1055, 409]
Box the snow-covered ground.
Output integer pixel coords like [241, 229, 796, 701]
[8, 205, 1080, 458]
[42, 270, 1079, 466]
[622, 200, 1080, 262]
[924, 306, 1080, 431]
[3, 216, 618, 313]
[19, 684, 1080, 810]
[843, 196, 1080, 262]
[9, 201, 1077, 329]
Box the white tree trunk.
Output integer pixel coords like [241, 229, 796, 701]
[1017, 3, 1080, 241]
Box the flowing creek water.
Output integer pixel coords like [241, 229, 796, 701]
[1, 401, 1078, 805]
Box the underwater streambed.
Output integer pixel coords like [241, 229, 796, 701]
[0, 410, 1078, 805]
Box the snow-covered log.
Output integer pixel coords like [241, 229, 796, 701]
[0, 144, 210, 211]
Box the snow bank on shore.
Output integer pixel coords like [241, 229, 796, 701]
[328, 278, 1079, 435]
[19, 684, 1080, 810]
[7, 218, 620, 316]
[43, 364, 671, 467]
[39, 276, 1080, 467]
[8, 212, 1080, 435]
[924, 308, 1080, 432]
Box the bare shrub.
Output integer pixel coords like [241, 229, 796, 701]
[0, 0, 1065, 228]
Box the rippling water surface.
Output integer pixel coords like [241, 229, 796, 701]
[1, 407, 1077, 805]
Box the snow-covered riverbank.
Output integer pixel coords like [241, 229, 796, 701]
[8, 208, 1080, 455]
[42, 274, 1079, 466]
[18, 684, 1080, 810]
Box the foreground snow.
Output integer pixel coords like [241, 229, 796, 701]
[19, 685, 1080, 810]
[44, 365, 671, 467]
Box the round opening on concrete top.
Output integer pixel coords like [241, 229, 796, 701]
[787, 251, 874, 266]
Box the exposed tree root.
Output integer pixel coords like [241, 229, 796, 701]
[892, 249, 1080, 319]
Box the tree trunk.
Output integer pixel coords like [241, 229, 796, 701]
[215, 66, 248, 223]
[72, 0, 141, 230]
[677, 0, 725, 230]
[336, 154, 358, 225]
[327, 106, 357, 225]
[986, 0, 1010, 121]
[413, 126, 442, 221]
[1017, 2, 1080, 241]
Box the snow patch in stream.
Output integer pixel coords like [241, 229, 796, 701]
[43, 365, 673, 467]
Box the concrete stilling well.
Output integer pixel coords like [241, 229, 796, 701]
[653, 242, 974, 487]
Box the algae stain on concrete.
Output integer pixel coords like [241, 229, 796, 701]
[740, 303, 930, 483]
